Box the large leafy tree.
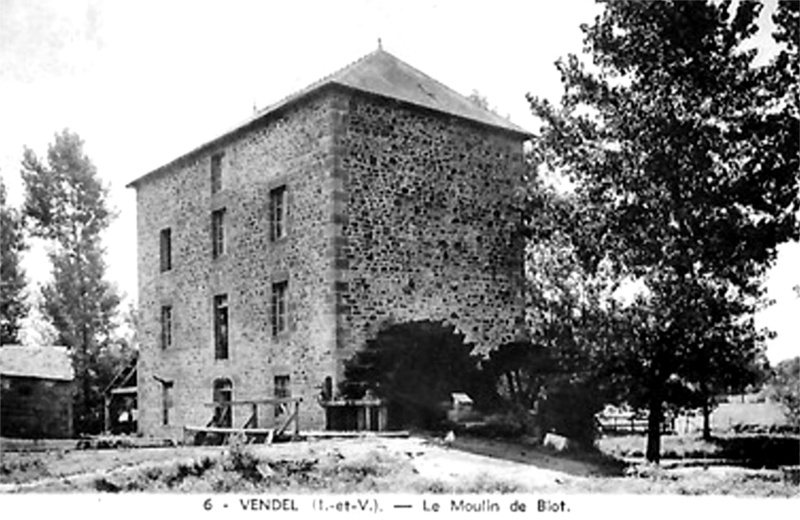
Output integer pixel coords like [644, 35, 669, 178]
[529, 1, 799, 461]
[0, 174, 28, 344]
[21, 129, 121, 433]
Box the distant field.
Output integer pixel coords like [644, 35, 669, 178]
[711, 402, 786, 430]
[672, 400, 786, 435]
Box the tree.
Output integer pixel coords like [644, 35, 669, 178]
[0, 174, 28, 345]
[21, 129, 120, 434]
[768, 357, 800, 428]
[528, 1, 799, 461]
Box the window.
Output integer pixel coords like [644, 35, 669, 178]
[269, 186, 287, 241]
[211, 152, 223, 194]
[214, 294, 229, 359]
[160, 228, 172, 272]
[274, 375, 290, 417]
[160, 380, 173, 426]
[160, 305, 173, 349]
[213, 378, 233, 427]
[211, 208, 226, 258]
[271, 281, 288, 336]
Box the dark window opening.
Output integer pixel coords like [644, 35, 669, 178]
[160, 380, 173, 426]
[160, 305, 172, 349]
[271, 281, 288, 336]
[211, 152, 223, 194]
[274, 375, 290, 417]
[269, 186, 287, 241]
[214, 294, 229, 359]
[160, 228, 172, 272]
[213, 378, 233, 428]
[211, 208, 226, 258]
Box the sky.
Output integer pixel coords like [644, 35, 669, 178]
[0, 0, 797, 363]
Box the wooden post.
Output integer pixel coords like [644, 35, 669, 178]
[378, 405, 387, 432]
[293, 400, 300, 435]
[251, 402, 258, 428]
[103, 395, 111, 433]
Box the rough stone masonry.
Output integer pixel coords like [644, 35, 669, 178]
[128, 49, 529, 437]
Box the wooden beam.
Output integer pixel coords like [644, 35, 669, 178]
[184, 425, 275, 435]
[203, 397, 302, 407]
[109, 387, 137, 395]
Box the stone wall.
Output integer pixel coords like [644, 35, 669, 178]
[136, 95, 339, 437]
[332, 92, 526, 375]
[135, 88, 527, 437]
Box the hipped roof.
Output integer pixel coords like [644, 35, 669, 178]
[0, 345, 74, 381]
[128, 49, 530, 188]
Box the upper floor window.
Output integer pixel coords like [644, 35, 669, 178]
[271, 280, 288, 336]
[211, 208, 226, 259]
[160, 305, 173, 349]
[270, 186, 287, 241]
[160, 228, 172, 272]
[211, 152, 224, 194]
[214, 294, 229, 360]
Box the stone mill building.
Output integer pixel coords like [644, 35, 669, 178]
[128, 48, 529, 437]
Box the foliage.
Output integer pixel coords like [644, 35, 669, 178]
[527, 0, 799, 462]
[0, 175, 28, 344]
[341, 320, 497, 429]
[768, 356, 800, 427]
[21, 129, 123, 434]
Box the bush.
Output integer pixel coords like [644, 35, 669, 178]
[538, 377, 604, 446]
[341, 320, 498, 429]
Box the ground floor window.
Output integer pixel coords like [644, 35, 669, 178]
[274, 374, 290, 417]
[160, 380, 173, 426]
[213, 378, 233, 427]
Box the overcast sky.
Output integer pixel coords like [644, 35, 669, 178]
[1, 0, 796, 363]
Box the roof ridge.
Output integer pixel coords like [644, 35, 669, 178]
[364, 50, 506, 124]
[256, 48, 383, 117]
[128, 48, 529, 187]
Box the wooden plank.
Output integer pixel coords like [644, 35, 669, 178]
[275, 408, 298, 437]
[203, 397, 302, 407]
[109, 387, 137, 395]
[304, 430, 410, 439]
[184, 425, 275, 435]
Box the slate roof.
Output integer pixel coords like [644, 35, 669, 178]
[128, 49, 530, 188]
[0, 346, 75, 381]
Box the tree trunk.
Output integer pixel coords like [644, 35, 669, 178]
[645, 395, 663, 463]
[702, 399, 712, 441]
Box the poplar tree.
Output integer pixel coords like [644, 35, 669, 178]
[0, 175, 28, 345]
[22, 129, 120, 433]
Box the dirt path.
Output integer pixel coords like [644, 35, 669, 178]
[1, 436, 579, 492]
[374, 437, 576, 486]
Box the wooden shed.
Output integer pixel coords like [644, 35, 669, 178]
[0, 345, 75, 439]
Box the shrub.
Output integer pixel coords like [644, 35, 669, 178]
[341, 320, 497, 430]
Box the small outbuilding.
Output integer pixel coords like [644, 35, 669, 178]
[0, 345, 75, 439]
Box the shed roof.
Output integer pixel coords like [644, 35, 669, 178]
[0, 346, 74, 381]
[128, 49, 530, 188]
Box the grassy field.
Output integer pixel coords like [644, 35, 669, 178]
[1, 435, 798, 496]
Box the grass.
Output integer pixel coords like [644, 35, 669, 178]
[598, 434, 722, 460]
[2, 433, 798, 496]
[597, 433, 800, 468]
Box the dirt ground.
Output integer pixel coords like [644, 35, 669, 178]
[1, 434, 797, 496]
